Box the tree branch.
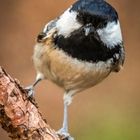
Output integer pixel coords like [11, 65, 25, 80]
[0, 66, 62, 140]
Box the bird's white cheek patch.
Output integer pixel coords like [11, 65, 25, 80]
[97, 21, 123, 48]
[56, 8, 82, 37]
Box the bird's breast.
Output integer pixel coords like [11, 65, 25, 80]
[33, 41, 112, 92]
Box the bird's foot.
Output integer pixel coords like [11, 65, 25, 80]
[57, 128, 74, 140]
[25, 85, 35, 97]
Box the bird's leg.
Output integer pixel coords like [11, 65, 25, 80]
[57, 92, 74, 140]
[25, 79, 41, 97]
[25, 73, 44, 97]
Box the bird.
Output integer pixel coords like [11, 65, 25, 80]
[26, 0, 125, 139]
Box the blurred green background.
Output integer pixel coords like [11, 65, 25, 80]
[0, 0, 140, 140]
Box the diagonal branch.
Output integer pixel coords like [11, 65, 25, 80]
[0, 66, 62, 140]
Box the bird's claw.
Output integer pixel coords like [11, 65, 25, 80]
[57, 128, 74, 140]
[25, 85, 35, 97]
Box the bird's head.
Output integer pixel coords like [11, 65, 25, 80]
[55, 0, 123, 48]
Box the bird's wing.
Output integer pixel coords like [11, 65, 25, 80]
[37, 18, 58, 42]
[43, 18, 58, 33]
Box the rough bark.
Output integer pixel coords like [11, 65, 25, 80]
[0, 66, 62, 140]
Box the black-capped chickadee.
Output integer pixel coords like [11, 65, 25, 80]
[26, 0, 125, 139]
